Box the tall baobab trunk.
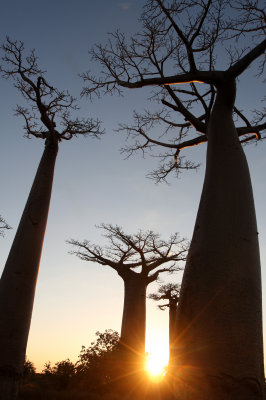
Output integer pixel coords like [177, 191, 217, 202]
[168, 300, 178, 371]
[0, 137, 58, 400]
[120, 273, 147, 361]
[175, 80, 264, 399]
[118, 273, 147, 398]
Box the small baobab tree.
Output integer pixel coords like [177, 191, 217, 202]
[0, 38, 102, 400]
[0, 215, 11, 237]
[149, 282, 180, 370]
[81, 0, 266, 397]
[68, 224, 188, 371]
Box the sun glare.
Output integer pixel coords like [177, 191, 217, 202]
[145, 352, 168, 379]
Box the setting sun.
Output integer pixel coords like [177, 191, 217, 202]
[145, 352, 168, 379]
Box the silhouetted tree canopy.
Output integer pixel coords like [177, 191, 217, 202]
[1, 37, 103, 144]
[22, 358, 36, 377]
[75, 330, 121, 392]
[149, 282, 180, 310]
[68, 224, 188, 282]
[76, 329, 120, 374]
[82, 0, 265, 182]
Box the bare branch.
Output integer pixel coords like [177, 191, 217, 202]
[226, 38, 266, 79]
[0, 215, 12, 237]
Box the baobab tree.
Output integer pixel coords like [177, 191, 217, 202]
[0, 38, 102, 400]
[149, 282, 180, 370]
[0, 215, 11, 237]
[81, 1, 266, 398]
[68, 224, 187, 370]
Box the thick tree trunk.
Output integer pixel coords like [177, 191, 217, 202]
[168, 302, 177, 371]
[0, 139, 58, 400]
[117, 274, 147, 397]
[175, 81, 265, 399]
[120, 275, 147, 358]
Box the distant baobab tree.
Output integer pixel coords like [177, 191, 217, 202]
[0, 215, 11, 237]
[68, 224, 188, 371]
[149, 282, 180, 370]
[81, 0, 266, 397]
[0, 38, 102, 400]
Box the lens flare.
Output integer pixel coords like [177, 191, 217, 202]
[145, 352, 167, 378]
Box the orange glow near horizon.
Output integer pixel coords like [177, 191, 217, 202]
[164, 80, 204, 85]
[145, 352, 168, 380]
[145, 331, 169, 379]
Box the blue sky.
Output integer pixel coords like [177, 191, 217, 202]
[0, 0, 265, 371]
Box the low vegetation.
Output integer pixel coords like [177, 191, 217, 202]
[19, 330, 171, 400]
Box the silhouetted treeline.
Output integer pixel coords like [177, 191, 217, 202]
[19, 329, 169, 400]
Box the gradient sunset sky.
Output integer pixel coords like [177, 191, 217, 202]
[0, 0, 265, 371]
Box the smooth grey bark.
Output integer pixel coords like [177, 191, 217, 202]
[0, 138, 58, 400]
[120, 272, 147, 357]
[175, 81, 264, 399]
